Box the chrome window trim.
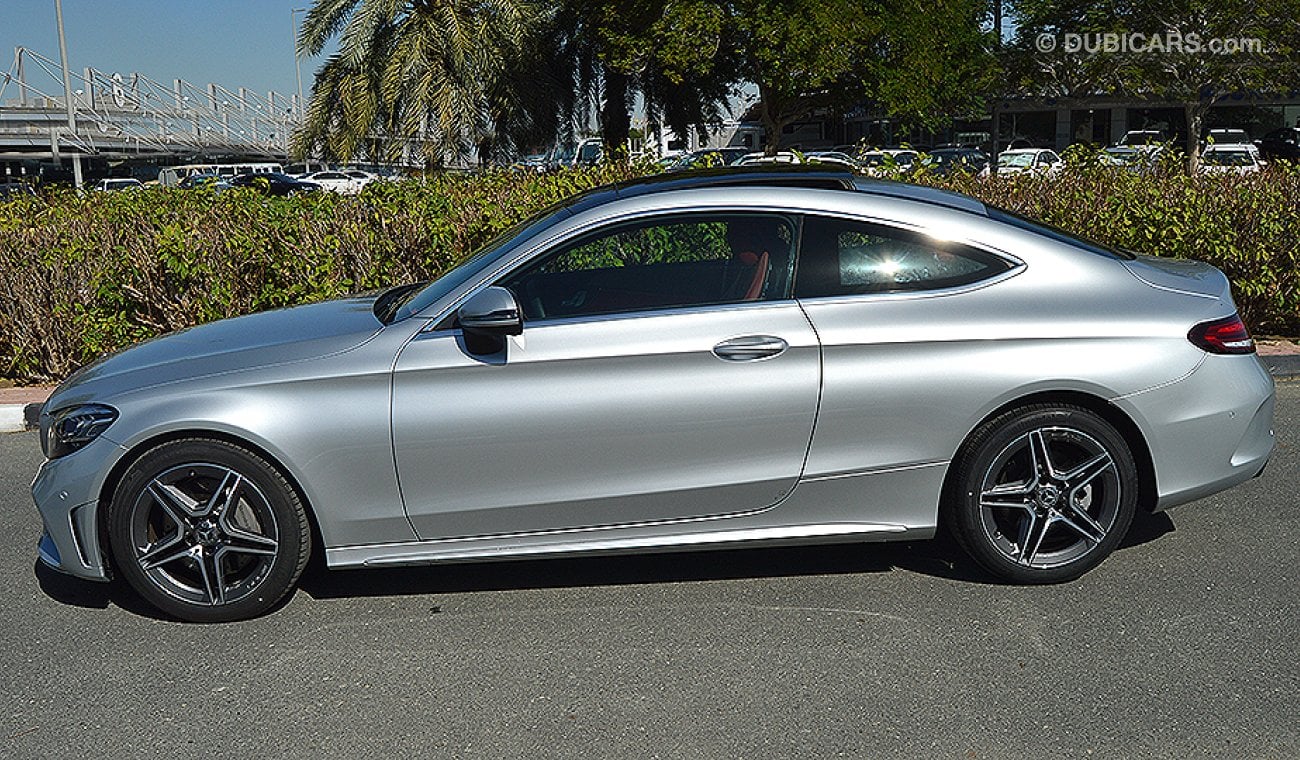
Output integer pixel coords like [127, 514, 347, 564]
[416, 194, 1027, 332]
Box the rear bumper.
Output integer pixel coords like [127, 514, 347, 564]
[1117, 354, 1275, 511]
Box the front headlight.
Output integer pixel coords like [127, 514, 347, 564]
[43, 404, 118, 459]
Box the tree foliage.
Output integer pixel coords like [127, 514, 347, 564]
[293, 0, 535, 165]
[290, 0, 997, 162]
[1007, 0, 1300, 169]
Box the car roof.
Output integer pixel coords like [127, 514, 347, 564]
[559, 166, 988, 217]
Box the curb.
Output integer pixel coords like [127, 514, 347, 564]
[2, 354, 1297, 434]
[1265, 354, 1300, 380]
[0, 402, 43, 434]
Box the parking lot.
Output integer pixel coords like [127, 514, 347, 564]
[1, 382, 1296, 758]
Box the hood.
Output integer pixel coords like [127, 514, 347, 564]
[50, 295, 385, 407]
[1121, 254, 1231, 301]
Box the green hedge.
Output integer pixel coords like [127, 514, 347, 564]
[1, 163, 1297, 382]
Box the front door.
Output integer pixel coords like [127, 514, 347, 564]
[391, 212, 821, 540]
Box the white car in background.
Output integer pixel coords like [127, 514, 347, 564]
[736, 151, 803, 166]
[997, 148, 1062, 175]
[803, 151, 858, 169]
[300, 170, 363, 194]
[93, 178, 145, 192]
[1204, 129, 1261, 162]
[342, 169, 380, 188]
[1200, 145, 1263, 174]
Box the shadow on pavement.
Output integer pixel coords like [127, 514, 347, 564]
[298, 536, 989, 601]
[33, 512, 1179, 612]
[34, 561, 170, 621]
[299, 511, 1178, 601]
[1120, 509, 1176, 549]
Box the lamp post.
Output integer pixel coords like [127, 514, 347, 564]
[291, 7, 307, 120]
[54, 0, 83, 187]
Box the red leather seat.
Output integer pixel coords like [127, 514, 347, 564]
[732, 250, 770, 300]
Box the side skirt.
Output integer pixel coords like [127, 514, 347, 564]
[328, 522, 926, 569]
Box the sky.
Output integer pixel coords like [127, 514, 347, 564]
[0, 0, 335, 104]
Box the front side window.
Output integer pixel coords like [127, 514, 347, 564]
[795, 216, 1012, 297]
[500, 214, 795, 320]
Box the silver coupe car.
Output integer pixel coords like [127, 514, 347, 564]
[33, 168, 1275, 622]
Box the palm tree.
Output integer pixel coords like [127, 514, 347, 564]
[292, 0, 535, 166]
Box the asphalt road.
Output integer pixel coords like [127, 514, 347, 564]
[2, 384, 1297, 759]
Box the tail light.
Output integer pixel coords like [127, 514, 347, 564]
[1188, 314, 1255, 355]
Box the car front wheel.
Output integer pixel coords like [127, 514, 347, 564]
[107, 438, 311, 622]
[946, 404, 1138, 583]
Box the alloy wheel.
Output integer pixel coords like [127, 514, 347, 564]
[976, 426, 1122, 569]
[127, 462, 281, 607]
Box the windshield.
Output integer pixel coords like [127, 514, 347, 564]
[999, 153, 1036, 168]
[1204, 150, 1252, 166]
[928, 151, 981, 166]
[1120, 132, 1161, 145]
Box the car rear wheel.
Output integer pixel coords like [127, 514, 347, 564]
[107, 439, 311, 622]
[946, 404, 1138, 583]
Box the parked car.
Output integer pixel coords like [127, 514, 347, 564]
[923, 147, 991, 176]
[573, 138, 604, 167]
[804, 150, 859, 169]
[997, 148, 1062, 175]
[343, 169, 380, 187]
[300, 170, 362, 194]
[512, 154, 551, 173]
[1203, 129, 1261, 162]
[284, 161, 330, 177]
[0, 181, 38, 201]
[228, 172, 321, 196]
[736, 151, 803, 166]
[1116, 130, 1168, 148]
[1103, 146, 1166, 172]
[176, 173, 231, 191]
[664, 148, 749, 172]
[1199, 145, 1262, 174]
[1257, 127, 1300, 163]
[1205, 128, 1251, 147]
[32, 167, 1274, 622]
[93, 178, 145, 192]
[857, 149, 919, 176]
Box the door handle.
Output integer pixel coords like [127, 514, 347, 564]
[712, 335, 788, 361]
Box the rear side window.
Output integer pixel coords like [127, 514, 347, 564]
[795, 216, 1012, 297]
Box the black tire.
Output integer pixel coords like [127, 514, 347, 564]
[944, 404, 1137, 584]
[107, 438, 311, 622]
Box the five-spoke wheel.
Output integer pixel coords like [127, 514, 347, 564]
[108, 439, 310, 622]
[947, 404, 1138, 583]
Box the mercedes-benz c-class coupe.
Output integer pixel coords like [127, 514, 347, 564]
[33, 168, 1275, 622]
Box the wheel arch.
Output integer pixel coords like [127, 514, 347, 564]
[944, 389, 1158, 516]
[95, 428, 326, 574]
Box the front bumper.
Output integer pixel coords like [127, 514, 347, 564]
[31, 434, 124, 582]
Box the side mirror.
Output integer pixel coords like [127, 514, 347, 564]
[457, 286, 522, 355]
